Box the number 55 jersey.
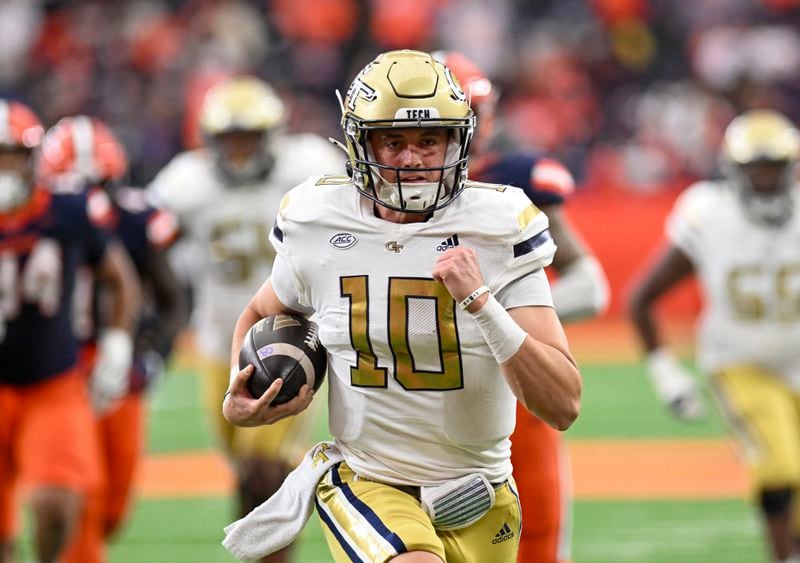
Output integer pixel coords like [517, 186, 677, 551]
[667, 180, 800, 385]
[270, 176, 557, 487]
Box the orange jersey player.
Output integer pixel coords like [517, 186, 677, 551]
[434, 51, 609, 563]
[38, 115, 185, 563]
[0, 101, 139, 563]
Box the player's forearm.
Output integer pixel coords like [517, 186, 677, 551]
[146, 251, 188, 357]
[230, 277, 294, 372]
[230, 304, 263, 373]
[102, 242, 141, 332]
[466, 294, 581, 430]
[628, 291, 662, 353]
[501, 339, 581, 430]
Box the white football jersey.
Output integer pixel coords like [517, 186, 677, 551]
[270, 176, 556, 486]
[148, 134, 344, 360]
[667, 180, 800, 387]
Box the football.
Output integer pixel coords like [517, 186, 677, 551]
[238, 313, 327, 405]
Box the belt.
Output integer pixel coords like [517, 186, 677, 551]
[393, 479, 507, 501]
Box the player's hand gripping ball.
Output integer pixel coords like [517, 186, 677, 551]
[239, 313, 327, 405]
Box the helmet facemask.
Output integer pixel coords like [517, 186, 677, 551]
[348, 121, 473, 213]
[723, 158, 797, 227]
[0, 147, 35, 213]
[0, 170, 31, 212]
[208, 129, 276, 186]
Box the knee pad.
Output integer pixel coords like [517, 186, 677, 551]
[760, 487, 794, 516]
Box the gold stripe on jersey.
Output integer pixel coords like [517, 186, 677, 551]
[517, 204, 541, 232]
[315, 174, 351, 186]
[278, 192, 291, 218]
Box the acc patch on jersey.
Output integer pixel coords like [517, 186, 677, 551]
[329, 232, 357, 249]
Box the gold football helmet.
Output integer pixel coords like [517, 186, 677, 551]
[340, 50, 475, 213]
[199, 76, 285, 185]
[720, 109, 800, 226]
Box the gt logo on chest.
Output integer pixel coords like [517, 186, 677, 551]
[385, 241, 404, 253]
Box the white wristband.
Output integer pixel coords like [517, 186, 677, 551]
[469, 294, 527, 364]
[459, 285, 491, 310]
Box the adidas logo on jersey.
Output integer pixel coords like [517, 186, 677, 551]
[492, 523, 515, 544]
[436, 234, 460, 252]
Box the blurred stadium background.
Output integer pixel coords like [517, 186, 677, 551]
[6, 0, 800, 561]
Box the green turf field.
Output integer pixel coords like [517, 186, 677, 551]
[102, 359, 772, 562]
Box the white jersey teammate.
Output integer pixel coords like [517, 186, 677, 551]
[151, 130, 339, 361]
[148, 76, 343, 563]
[668, 180, 800, 382]
[630, 109, 800, 563]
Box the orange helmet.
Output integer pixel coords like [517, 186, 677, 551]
[0, 100, 44, 213]
[0, 99, 44, 149]
[431, 51, 496, 155]
[40, 116, 128, 185]
[432, 51, 494, 107]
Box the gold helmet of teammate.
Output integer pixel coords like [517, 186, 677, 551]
[199, 76, 286, 185]
[720, 109, 800, 226]
[340, 50, 475, 213]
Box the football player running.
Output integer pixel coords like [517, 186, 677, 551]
[224, 50, 582, 563]
[0, 101, 139, 563]
[38, 115, 185, 563]
[629, 110, 800, 563]
[434, 50, 609, 563]
[148, 76, 343, 562]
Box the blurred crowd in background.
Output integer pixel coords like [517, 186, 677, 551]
[1, 0, 799, 191]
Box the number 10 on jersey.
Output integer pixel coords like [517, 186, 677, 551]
[340, 276, 464, 391]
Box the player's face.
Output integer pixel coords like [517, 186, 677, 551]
[369, 128, 449, 184]
[0, 146, 33, 211]
[740, 160, 789, 194]
[0, 147, 30, 176]
[215, 130, 264, 167]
